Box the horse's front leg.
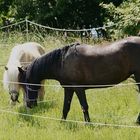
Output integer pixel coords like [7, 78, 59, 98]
[21, 88, 26, 106]
[38, 80, 45, 101]
[75, 88, 90, 122]
[61, 88, 74, 120]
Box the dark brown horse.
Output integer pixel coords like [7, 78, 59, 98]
[18, 36, 140, 124]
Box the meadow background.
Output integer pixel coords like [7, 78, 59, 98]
[0, 31, 140, 140]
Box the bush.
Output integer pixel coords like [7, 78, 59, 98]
[101, 0, 140, 39]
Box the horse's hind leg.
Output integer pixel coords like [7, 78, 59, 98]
[134, 72, 140, 124]
[75, 88, 90, 122]
[62, 88, 74, 120]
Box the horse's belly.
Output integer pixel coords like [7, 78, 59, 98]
[83, 68, 131, 86]
[68, 64, 130, 85]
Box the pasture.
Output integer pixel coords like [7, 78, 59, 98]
[0, 33, 140, 140]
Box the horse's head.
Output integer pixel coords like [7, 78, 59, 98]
[3, 66, 20, 105]
[18, 66, 39, 108]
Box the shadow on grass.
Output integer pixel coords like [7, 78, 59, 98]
[17, 101, 56, 123]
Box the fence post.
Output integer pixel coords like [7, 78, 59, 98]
[25, 17, 29, 41]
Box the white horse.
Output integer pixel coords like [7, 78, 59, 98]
[3, 42, 45, 105]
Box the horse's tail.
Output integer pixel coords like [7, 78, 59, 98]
[38, 45, 45, 55]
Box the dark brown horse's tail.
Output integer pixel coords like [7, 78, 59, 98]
[38, 45, 45, 55]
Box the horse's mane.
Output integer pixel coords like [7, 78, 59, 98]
[26, 43, 80, 80]
[29, 42, 80, 67]
[43, 42, 80, 65]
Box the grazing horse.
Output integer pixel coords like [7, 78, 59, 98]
[3, 42, 45, 105]
[18, 36, 140, 124]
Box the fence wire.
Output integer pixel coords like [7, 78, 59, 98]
[0, 19, 140, 129]
[0, 108, 140, 129]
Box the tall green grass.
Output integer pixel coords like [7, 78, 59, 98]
[0, 33, 140, 140]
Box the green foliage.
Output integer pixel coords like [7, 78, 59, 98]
[13, 0, 36, 20]
[3, 0, 140, 39]
[101, 0, 140, 39]
[0, 0, 13, 14]
[0, 0, 15, 25]
[0, 0, 124, 30]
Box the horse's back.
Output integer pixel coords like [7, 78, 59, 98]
[7, 42, 45, 66]
[19, 42, 45, 64]
[125, 36, 140, 44]
[21, 42, 45, 54]
[61, 37, 140, 85]
[67, 37, 140, 60]
[17, 42, 45, 58]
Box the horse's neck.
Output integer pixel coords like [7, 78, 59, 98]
[34, 50, 61, 81]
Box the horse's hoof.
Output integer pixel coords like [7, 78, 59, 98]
[136, 113, 140, 125]
[136, 119, 140, 125]
[136, 120, 140, 125]
[84, 121, 91, 127]
[60, 118, 66, 123]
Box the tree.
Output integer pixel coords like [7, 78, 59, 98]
[34, 0, 123, 29]
[101, 0, 140, 39]
[0, 0, 124, 31]
[0, 0, 14, 25]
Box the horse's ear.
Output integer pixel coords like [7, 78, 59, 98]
[5, 66, 8, 71]
[18, 67, 25, 74]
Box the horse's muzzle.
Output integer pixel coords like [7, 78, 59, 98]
[10, 91, 19, 103]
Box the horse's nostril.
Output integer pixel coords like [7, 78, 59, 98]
[11, 94, 18, 102]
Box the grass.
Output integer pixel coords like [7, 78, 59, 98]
[0, 33, 140, 140]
